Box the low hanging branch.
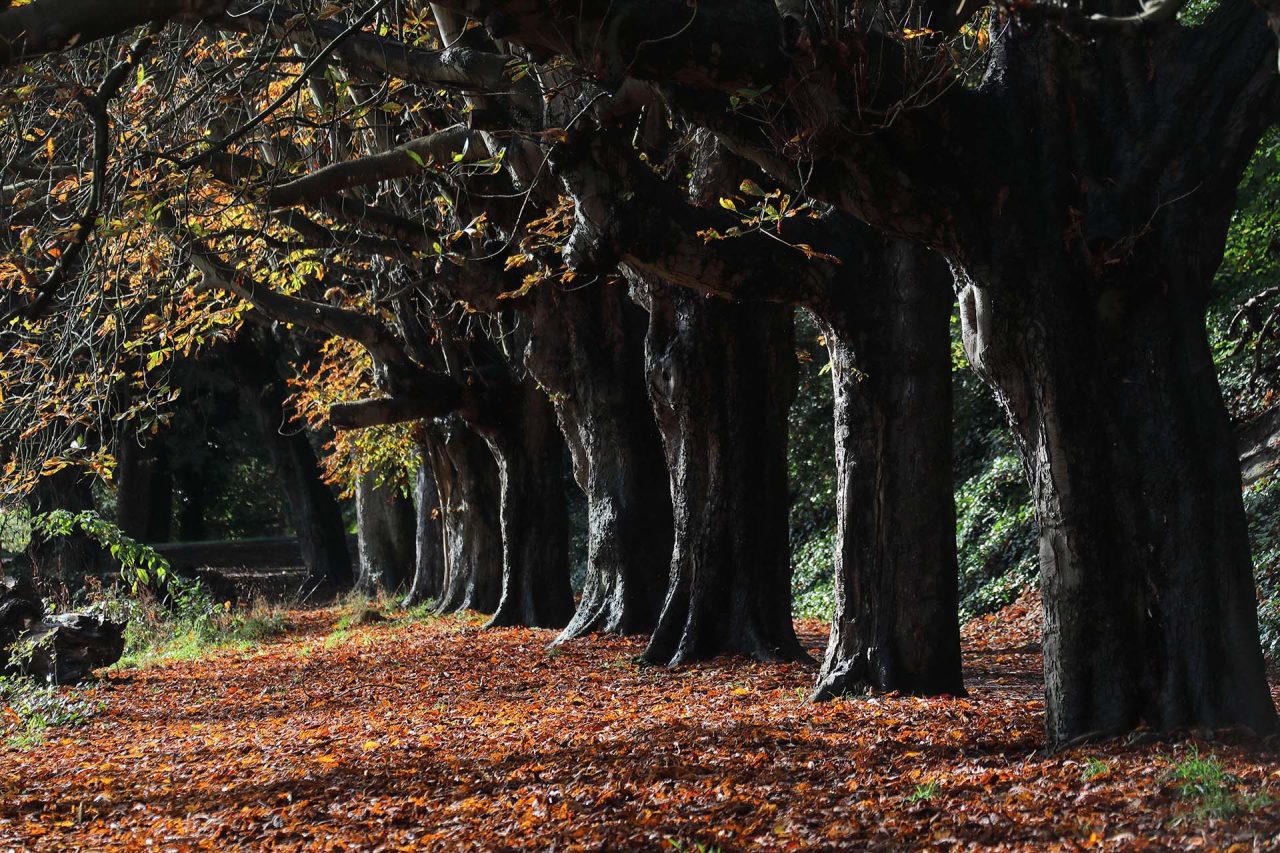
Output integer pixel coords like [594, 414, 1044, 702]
[155, 207, 495, 430]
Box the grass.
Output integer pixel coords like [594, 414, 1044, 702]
[1167, 746, 1274, 823]
[114, 594, 291, 670]
[908, 780, 940, 803]
[1082, 757, 1109, 781]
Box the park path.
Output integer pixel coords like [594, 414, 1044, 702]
[1, 594, 1278, 851]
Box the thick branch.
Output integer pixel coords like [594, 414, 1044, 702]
[217, 4, 510, 91]
[266, 125, 482, 205]
[0, 0, 227, 66]
[329, 395, 462, 429]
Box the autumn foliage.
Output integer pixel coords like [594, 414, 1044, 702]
[1, 596, 1279, 850]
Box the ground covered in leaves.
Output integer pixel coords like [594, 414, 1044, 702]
[3, 593, 1280, 851]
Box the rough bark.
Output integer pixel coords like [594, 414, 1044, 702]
[812, 237, 963, 699]
[479, 375, 574, 630]
[433, 416, 504, 615]
[226, 332, 353, 594]
[525, 282, 673, 641]
[942, 18, 1280, 747]
[354, 471, 415, 596]
[960, 261, 1276, 745]
[403, 436, 447, 607]
[633, 281, 807, 666]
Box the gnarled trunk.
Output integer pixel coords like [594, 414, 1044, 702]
[812, 238, 964, 699]
[480, 377, 574, 630]
[403, 435, 446, 607]
[354, 471, 415, 596]
[525, 282, 673, 641]
[634, 282, 807, 666]
[960, 260, 1277, 746]
[434, 416, 503, 615]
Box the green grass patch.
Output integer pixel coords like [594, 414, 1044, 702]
[1166, 747, 1274, 823]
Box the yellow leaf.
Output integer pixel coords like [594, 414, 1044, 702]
[362, 740, 380, 751]
[719, 197, 737, 212]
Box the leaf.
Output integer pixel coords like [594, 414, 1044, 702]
[405, 149, 426, 168]
[719, 198, 738, 212]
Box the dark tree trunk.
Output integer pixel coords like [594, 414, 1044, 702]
[811, 238, 964, 699]
[146, 442, 173, 543]
[960, 261, 1277, 745]
[479, 376, 574, 630]
[433, 416, 504, 615]
[943, 21, 1280, 747]
[633, 281, 807, 666]
[115, 435, 153, 542]
[175, 466, 207, 543]
[227, 332, 353, 594]
[403, 435, 446, 607]
[525, 281, 673, 641]
[28, 469, 99, 587]
[354, 471, 415, 596]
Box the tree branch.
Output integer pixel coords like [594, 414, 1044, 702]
[217, 3, 511, 91]
[265, 124, 482, 206]
[0, 0, 227, 67]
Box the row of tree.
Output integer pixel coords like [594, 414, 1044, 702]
[1, 0, 1279, 749]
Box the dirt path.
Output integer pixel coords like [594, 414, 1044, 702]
[1, 599, 1278, 851]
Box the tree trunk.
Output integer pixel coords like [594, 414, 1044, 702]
[633, 281, 807, 666]
[403, 435, 446, 607]
[812, 238, 964, 699]
[174, 466, 208, 543]
[146, 442, 173, 543]
[480, 376, 574, 630]
[114, 434, 154, 542]
[959, 258, 1277, 746]
[433, 416, 504, 615]
[525, 281, 673, 641]
[354, 471, 415, 596]
[227, 332, 353, 594]
[28, 468, 100, 588]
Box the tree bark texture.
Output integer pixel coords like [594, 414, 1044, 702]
[479, 375, 574, 630]
[633, 281, 807, 666]
[525, 281, 673, 642]
[948, 22, 1280, 747]
[811, 237, 964, 699]
[433, 416, 504, 615]
[403, 436, 447, 607]
[354, 471, 415, 596]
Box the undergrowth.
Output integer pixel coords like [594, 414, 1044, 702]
[0, 675, 99, 749]
[1166, 747, 1274, 824]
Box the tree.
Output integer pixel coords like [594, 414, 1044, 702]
[419, 0, 1279, 745]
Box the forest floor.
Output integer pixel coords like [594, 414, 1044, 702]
[2, 593, 1280, 851]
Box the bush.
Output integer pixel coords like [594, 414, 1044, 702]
[791, 526, 836, 621]
[955, 454, 1038, 620]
